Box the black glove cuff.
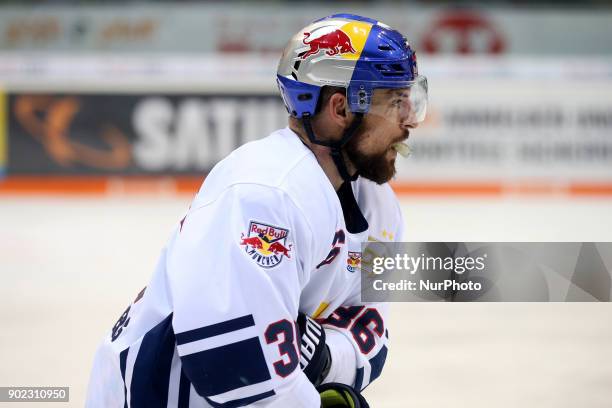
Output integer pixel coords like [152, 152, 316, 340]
[298, 313, 331, 386]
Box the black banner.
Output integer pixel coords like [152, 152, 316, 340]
[7, 93, 286, 175]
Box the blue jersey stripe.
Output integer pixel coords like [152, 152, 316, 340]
[176, 315, 255, 345]
[119, 348, 129, 408]
[177, 369, 191, 408]
[205, 390, 276, 408]
[181, 336, 271, 397]
[368, 345, 388, 384]
[354, 367, 364, 391]
[130, 314, 175, 408]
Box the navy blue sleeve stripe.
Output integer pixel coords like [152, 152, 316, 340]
[181, 337, 271, 396]
[119, 347, 129, 408]
[177, 369, 191, 408]
[205, 390, 276, 408]
[176, 315, 255, 345]
[368, 345, 388, 384]
[130, 314, 176, 408]
[354, 367, 364, 391]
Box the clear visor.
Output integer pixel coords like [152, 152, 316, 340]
[356, 75, 428, 126]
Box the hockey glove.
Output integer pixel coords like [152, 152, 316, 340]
[317, 382, 370, 408]
[297, 312, 331, 386]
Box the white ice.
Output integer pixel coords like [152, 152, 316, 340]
[1, 195, 611, 407]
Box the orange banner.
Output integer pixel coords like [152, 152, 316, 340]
[2, 176, 612, 197]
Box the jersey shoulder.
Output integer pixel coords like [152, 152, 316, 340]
[189, 127, 342, 263]
[196, 128, 310, 193]
[194, 128, 333, 204]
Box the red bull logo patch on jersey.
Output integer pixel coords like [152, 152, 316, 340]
[240, 221, 292, 268]
[347, 251, 362, 273]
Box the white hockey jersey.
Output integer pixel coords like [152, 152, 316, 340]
[86, 127, 404, 408]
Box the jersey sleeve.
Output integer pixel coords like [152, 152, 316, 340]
[320, 302, 390, 391]
[166, 184, 323, 407]
[319, 187, 404, 391]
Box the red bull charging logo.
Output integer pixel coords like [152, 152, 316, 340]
[299, 29, 356, 59]
[347, 251, 362, 273]
[240, 221, 292, 268]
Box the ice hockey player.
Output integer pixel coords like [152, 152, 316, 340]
[86, 13, 427, 407]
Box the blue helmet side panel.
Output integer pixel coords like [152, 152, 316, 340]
[277, 75, 321, 118]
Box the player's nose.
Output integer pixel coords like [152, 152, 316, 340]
[400, 119, 418, 130]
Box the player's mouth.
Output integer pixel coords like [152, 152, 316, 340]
[388, 132, 411, 158]
[391, 132, 409, 146]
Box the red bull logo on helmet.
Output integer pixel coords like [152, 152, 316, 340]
[298, 21, 372, 61]
[300, 29, 356, 59]
[240, 221, 292, 268]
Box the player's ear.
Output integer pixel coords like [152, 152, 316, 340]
[327, 93, 351, 127]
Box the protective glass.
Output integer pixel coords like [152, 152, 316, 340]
[350, 75, 428, 126]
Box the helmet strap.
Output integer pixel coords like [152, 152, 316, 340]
[301, 113, 368, 234]
[301, 112, 363, 182]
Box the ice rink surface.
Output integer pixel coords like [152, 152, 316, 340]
[1, 195, 611, 407]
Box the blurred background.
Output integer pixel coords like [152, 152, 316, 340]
[1, 1, 611, 407]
